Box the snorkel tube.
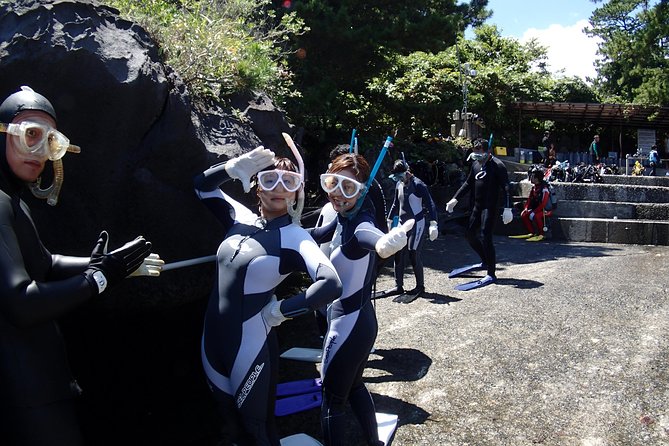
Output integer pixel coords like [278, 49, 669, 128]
[344, 135, 392, 219]
[282, 132, 305, 225]
[28, 144, 81, 206]
[348, 129, 357, 154]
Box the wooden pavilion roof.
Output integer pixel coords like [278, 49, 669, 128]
[510, 101, 669, 129]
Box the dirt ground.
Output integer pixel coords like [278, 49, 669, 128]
[276, 225, 669, 445]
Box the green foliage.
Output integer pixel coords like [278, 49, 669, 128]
[587, 0, 669, 105]
[105, 0, 306, 102]
[366, 25, 558, 146]
[281, 0, 489, 143]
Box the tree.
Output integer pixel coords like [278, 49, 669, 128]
[587, 0, 669, 105]
[278, 0, 490, 143]
[366, 25, 558, 146]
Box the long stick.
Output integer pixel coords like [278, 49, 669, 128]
[162, 255, 216, 272]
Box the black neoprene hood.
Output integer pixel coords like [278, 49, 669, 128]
[391, 159, 408, 174]
[0, 86, 57, 123]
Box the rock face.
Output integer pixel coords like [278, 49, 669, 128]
[0, 1, 298, 443]
[1, 0, 297, 308]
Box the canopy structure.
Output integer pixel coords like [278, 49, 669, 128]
[511, 101, 669, 129]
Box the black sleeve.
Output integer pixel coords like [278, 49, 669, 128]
[306, 217, 337, 245]
[49, 254, 90, 280]
[0, 207, 93, 328]
[193, 161, 233, 192]
[193, 162, 242, 231]
[495, 159, 512, 208]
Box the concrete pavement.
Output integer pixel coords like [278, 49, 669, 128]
[364, 231, 669, 445]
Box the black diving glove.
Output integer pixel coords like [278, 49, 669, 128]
[84, 231, 152, 295]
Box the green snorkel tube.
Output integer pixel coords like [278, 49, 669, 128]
[344, 135, 392, 219]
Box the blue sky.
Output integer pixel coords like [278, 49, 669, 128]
[466, 0, 601, 80]
[481, 0, 597, 38]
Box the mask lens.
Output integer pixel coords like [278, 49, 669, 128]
[46, 130, 70, 160]
[280, 171, 302, 192]
[340, 178, 360, 198]
[22, 123, 46, 148]
[258, 171, 280, 190]
[320, 173, 361, 198]
[320, 174, 339, 193]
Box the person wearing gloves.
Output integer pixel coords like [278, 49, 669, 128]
[0, 86, 161, 445]
[445, 138, 512, 287]
[381, 159, 438, 301]
[308, 153, 413, 446]
[312, 143, 389, 337]
[194, 142, 342, 446]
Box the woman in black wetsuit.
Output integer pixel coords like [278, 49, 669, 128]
[309, 153, 413, 446]
[0, 86, 157, 445]
[194, 145, 342, 445]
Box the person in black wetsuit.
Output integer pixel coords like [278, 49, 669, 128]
[383, 160, 438, 300]
[0, 86, 159, 445]
[194, 146, 342, 446]
[309, 153, 413, 446]
[445, 138, 513, 285]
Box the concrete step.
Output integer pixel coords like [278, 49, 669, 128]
[555, 200, 669, 220]
[506, 167, 669, 187]
[556, 182, 669, 203]
[514, 181, 669, 204]
[600, 174, 669, 187]
[551, 216, 669, 246]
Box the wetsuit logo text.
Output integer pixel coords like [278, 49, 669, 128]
[237, 363, 264, 408]
[324, 335, 337, 364]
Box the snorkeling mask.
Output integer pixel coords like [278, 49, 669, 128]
[0, 119, 79, 162]
[467, 138, 490, 162]
[389, 171, 407, 182]
[468, 152, 487, 161]
[257, 169, 303, 193]
[320, 173, 365, 199]
[0, 86, 80, 206]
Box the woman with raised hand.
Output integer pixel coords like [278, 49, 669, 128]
[194, 141, 342, 446]
[309, 153, 413, 446]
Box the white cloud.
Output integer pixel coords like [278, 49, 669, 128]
[521, 19, 602, 81]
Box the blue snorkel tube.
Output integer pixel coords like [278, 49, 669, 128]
[349, 129, 357, 154]
[345, 135, 392, 219]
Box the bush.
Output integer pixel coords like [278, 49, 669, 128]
[106, 0, 306, 103]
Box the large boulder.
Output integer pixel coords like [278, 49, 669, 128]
[0, 1, 300, 443]
[0, 0, 296, 309]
